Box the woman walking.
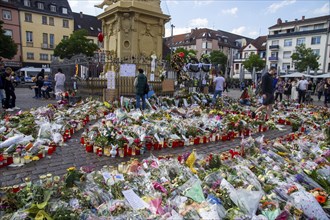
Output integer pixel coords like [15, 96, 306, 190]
[284, 79, 292, 101]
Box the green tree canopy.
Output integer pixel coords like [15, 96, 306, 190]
[53, 29, 99, 59]
[242, 53, 265, 73]
[209, 50, 228, 72]
[0, 20, 17, 59]
[291, 44, 319, 72]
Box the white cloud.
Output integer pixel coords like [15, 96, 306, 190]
[221, 7, 238, 15]
[266, 0, 296, 13]
[231, 26, 246, 35]
[165, 27, 192, 37]
[313, 3, 329, 15]
[248, 31, 259, 38]
[189, 18, 209, 27]
[194, 0, 214, 7]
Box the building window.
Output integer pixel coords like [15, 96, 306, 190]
[63, 19, 69, 28]
[235, 64, 239, 70]
[311, 36, 321, 45]
[25, 13, 32, 22]
[37, 2, 44, 10]
[296, 37, 305, 46]
[300, 26, 310, 31]
[27, 52, 34, 60]
[271, 40, 279, 45]
[283, 51, 291, 59]
[24, 0, 31, 7]
[62, 7, 68, 14]
[312, 49, 320, 56]
[40, 54, 48, 61]
[2, 10, 11, 20]
[42, 16, 47, 25]
[49, 17, 54, 26]
[284, 39, 292, 47]
[271, 51, 278, 57]
[282, 63, 290, 71]
[4, 29, 13, 38]
[42, 33, 48, 45]
[77, 25, 81, 29]
[63, 35, 69, 40]
[314, 24, 324, 30]
[244, 52, 248, 58]
[50, 5, 56, 12]
[49, 34, 54, 48]
[26, 31, 33, 42]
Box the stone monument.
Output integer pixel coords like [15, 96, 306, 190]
[96, 0, 170, 71]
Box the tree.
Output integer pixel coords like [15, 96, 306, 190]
[209, 50, 227, 73]
[54, 29, 99, 59]
[0, 20, 17, 59]
[242, 53, 265, 73]
[291, 44, 319, 72]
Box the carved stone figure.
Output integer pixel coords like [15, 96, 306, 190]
[94, 0, 119, 9]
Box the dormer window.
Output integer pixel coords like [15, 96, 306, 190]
[50, 5, 56, 12]
[24, 0, 31, 7]
[97, 28, 101, 32]
[62, 7, 68, 14]
[90, 27, 94, 30]
[78, 25, 81, 28]
[37, 2, 44, 10]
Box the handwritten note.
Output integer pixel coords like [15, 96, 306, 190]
[122, 189, 148, 210]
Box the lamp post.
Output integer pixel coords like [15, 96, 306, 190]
[170, 24, 175, 58]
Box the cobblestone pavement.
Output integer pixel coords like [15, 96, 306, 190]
[0, 87, 323, 186]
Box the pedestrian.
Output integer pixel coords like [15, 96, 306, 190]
[3, 67, 19, 111]
[316, 80, 324, 101]
[41, 75, 53, 99]
[297, 75, 308, 104]
[54, 68, 66, 100]
[0, 62, 5, 107]
[291, 79, 298, 101]
[224, 80, 229, 93]
[134, 68, 147, 110]
[274, 77, 284, 102]
[252, 66, 276, 120]
[284, 79, 292, 101]
[212, 72, 225, 104]
[324, 78, 330, 107]
[36, 69, 45, 98]
[239, 87, 250, 105]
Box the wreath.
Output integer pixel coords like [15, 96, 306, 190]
[200, 55, 211, 72]
[188, 57, 200, 72]
[171, 52, 185, 71]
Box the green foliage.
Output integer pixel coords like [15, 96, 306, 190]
[175, 48, 197, 59]
[209, 50, 228, 72]
[208, 154, 222, 169]
[53, 29, 99, 59]
[0, 20, 17, 59]
[291, 44, 320, 72]
[242, 53, 265, 73]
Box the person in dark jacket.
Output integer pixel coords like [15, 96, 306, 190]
[252, 66, 276, 120]
[134, 68, 147, 110]
[35, 69, 45, 98]
[3, 67, 19, 111]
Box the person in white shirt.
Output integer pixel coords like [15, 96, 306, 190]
[297, 75, 308, 104]
[54, 68, 66, 99]
[212, 72, 225, 104]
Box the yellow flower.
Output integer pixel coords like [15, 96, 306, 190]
[32, 156, 40, 161]
[24, 155, 31, 160]
[67, 167, 76, 172]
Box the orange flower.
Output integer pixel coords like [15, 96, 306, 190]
[316, 195, 327, 204]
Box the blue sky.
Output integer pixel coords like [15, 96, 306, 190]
[69, 0, 329, 38]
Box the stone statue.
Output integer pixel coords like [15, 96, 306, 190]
[94, 0, 119, 9]
[150, 54, 156, 72]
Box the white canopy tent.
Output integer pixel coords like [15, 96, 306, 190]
[280, 72, 314, 78]
[313, 73, 330, 78]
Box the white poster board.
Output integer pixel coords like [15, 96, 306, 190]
[120, 64, 136, 77]
[106, 71, 116, 89]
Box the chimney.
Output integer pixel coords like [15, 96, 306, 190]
[277, 18, 282, 24]
[302, 16, 305, 21]
[295, 18, 298, 21]
[80, 12, 83, 18]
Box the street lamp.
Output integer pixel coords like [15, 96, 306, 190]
[170, 24, 175, 57]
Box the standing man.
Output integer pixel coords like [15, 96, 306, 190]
[297, 75, 308, 104]
[0, 62, 5, 107]
[54, 68, 66, 100]
[252, 66, 276, 120]
[3, 67, 19, 111]
[212, 72, 225, 105]
[134, 68, 147, 110]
